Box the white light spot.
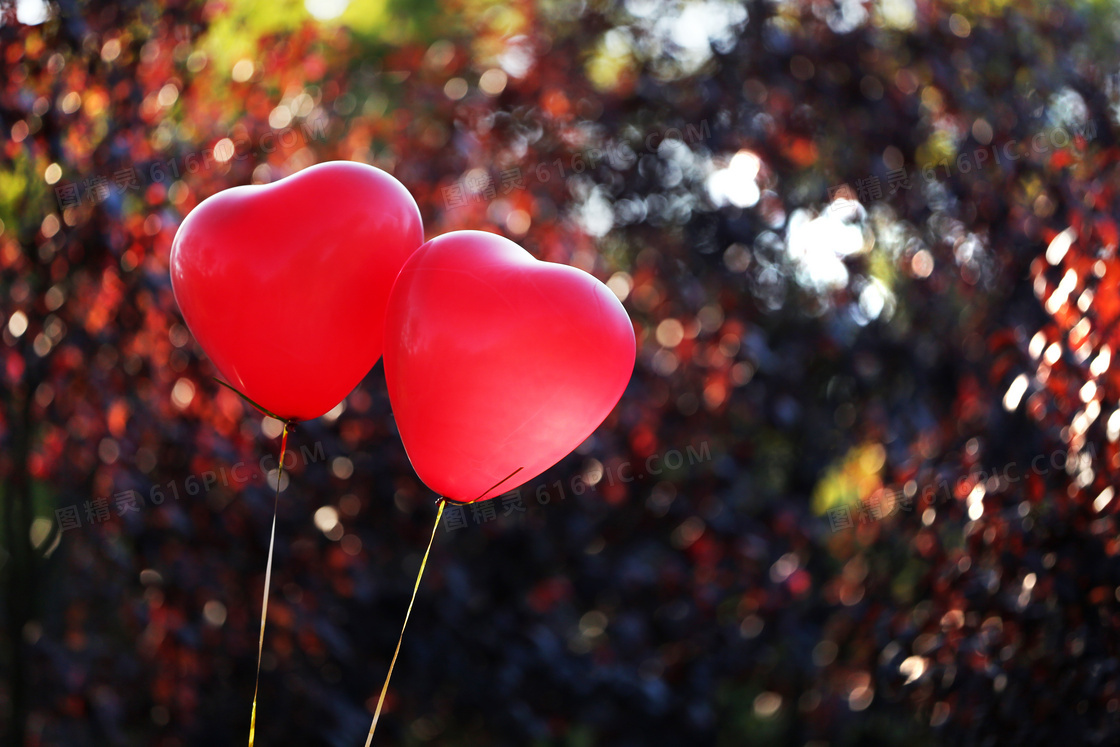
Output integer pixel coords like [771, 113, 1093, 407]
[1003, 374, 1029, 411]
[313, 505, 343, 540]
[268, 105, 292, 129]
[16, 0, 50, 25]
[1091, 346, 1111, 377]
[331, 456, 354, 480]
[231, 59, 255, 83]
[707, 150, 762, 208]
[171, 378, 196, 409]
[479, 68, 508, 95]
[607, 272, 633, 302]
[753, 692, 782, 718]
[1046, 227, 1075, 265]
[305, 0, 350, 20]
[1043, 342, 1062, 366]
[214, 138, 236, 163]
[7, 311, 28, 338]
[261, 417, 285, 439]
[1108, 409, 1120, 442]
[900, 656, 927, 684]
[1029, 331, 1046, 359]
[157, 84, 179, 107]
[656, 319, 685, 348]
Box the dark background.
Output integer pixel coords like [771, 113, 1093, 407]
[2, 0, 1120, 744]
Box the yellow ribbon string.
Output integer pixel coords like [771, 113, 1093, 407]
[364, 499, 446, 747]
[248, 422, 290, 747]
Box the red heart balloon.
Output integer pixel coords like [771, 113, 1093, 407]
[171, 161, 424, 421]
[384, 230, 636, 503]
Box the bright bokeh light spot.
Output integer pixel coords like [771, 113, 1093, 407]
[158, 84, 179, 107]
[1046, 227, 1075, 265]
[857, 278, 894, 323]
[290, 92, 314, 117]
[1043, 342, 1061, 366]
[479, 68, 508, 95]
[578, 187, 614, 237]
[231, 59, 255, 82]
[753, 692, 782, 718]
[880, 0, 916, 30]
[651, 0, 748, 73]
[911, 249, 933, 278]
[313, 506, 343, 540]
[506, 209, 530, 235]
[269, 105, 292, 129]
[444, 78, 468, 100]
[1003, 374, 1029, 411]
[707, 150, 762, 208]
[785, 206, 866, 291]
[41, 214, 60, 238]
[1090, 345, 1111, 377]
[656, 318, 685, 348]
[305, 0, 350, 20]
[16, 0, 49, 25]
[214, 138, 235, 163]
[331, 456, 354, 479]
[1045, 268, 1078, 314]
[1029, 331, 1046, 359]
[607, 272, 633, 302]
[8, 311, 28, 338]
[584, 459, 604, 485]
[171, 378, 196, 410]
[60, 92, 81, 114]
[101, 38, 121, 63]
[44, 163, 61, 184]
[900, 656, 927, 684]
[1094, 487, 1115, 512]
[261, 416, 284, 439]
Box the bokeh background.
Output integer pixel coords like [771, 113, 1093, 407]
[3, 0, 1120, 744]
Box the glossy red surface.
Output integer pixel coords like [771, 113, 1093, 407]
[170, 161, 424, 421]
[383, 230, 636, 503]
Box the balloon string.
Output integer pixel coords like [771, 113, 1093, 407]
[364, 499, 446, 747]
[248, 422, 290, 747]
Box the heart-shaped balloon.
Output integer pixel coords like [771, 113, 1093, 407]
[170, 161, 424, 421]
[384, 230, 636, 503]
